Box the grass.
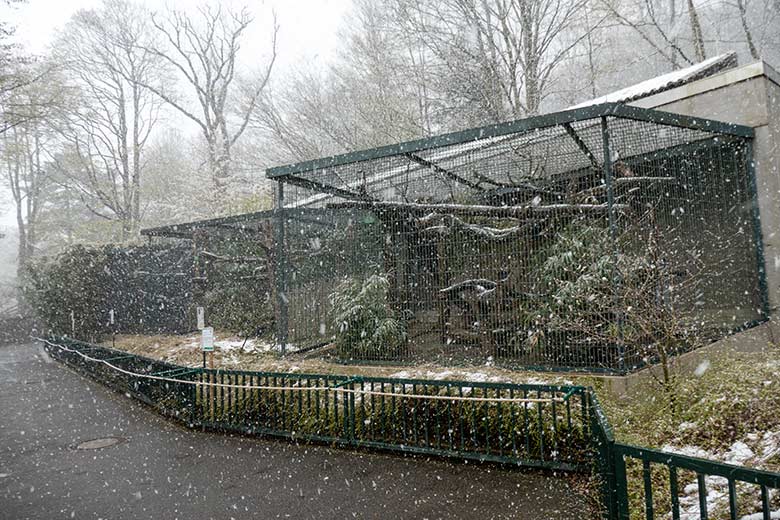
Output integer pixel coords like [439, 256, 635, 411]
[596, 350, 780, 466]
[594, 348, 780, 519]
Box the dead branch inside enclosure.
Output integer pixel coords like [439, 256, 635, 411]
[265, 104, 765, 373]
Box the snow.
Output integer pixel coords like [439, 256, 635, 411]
[759, 431, 780, 462]
[677, 421, 696, 432]
[665, 432, 780, 519]
[568, 52, 737, 109]
[184, 335, 295, 355]
[419, 214, 523, 240]
[694, 359, 710, 377]
[387, 368, 571, 387]
[723, 441, 755, 466]
[661, 444, 711, 459]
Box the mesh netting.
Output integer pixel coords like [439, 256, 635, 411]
[271, 108, 764, 372]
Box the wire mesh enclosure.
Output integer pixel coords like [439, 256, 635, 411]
[143, 211, 277, 336]
[269, 103, 766, 373]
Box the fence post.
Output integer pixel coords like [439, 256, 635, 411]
[349, 381, 357, 445]
[613, 444, 630, 519]
[588, 390, 619, 520]
[600, 116, 625, 373]
[274, 181, 289, 355]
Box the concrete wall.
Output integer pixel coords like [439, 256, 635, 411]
[600, 319, 780, 396]
[593, 62, 780, 396]
[631, 63, 780, 313]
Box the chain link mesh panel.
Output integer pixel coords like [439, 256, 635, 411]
[272, 110, 763, 372]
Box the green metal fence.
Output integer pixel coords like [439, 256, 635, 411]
[42, 336, 780, 519]
[613, 444, 780, 519]
[586, 392, 780, 520]
[43, 337, 590, 471]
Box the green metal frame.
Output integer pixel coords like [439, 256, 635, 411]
[613, 444, 780, 520]
[141, 209, 277, 238]
[745, 139, 771, 319]
[140, 207, 334, 239]
[274, 182, 288, 353]
[265, 103, 754, 179]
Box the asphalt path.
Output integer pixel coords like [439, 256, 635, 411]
[0, 343, 588, 520]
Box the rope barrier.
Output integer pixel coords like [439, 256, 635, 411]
[38, 338, 569, 404]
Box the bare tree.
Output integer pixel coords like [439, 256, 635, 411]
[253, 0, 436, 165]
[139, 5, 278, 198]
[53, 0, 162, 240]
[394, 0, 591, 120]
[685, 0, 707, 61]
[0, 0, 54, 135]
[599, 0, 695, 67]
[0, 59, 67, 275]
[734, 0, 760, 60]
[2, 97, 52, 272]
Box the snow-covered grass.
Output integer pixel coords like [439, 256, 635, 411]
[600, 351, 780, 462]
[660, 436, 780, 520]
[103, 333, 577, 385]
[388, 367, 572, 386]
[103, 332, 287, 369]
[598, 349, 780, 518]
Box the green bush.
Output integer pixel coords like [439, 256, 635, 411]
[329, 274, 408, 359]
[22, 244, 193, 339]
[23, 245, 111, 340]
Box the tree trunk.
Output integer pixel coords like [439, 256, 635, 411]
[132, 82, 142, 234]
[686, 0, 706, 61]
[737, 0, 760, 60]
[519, 1, 540, 115]
[16, 198, 28, 280]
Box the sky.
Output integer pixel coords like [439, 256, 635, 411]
[0, 0, 353, 228]
[4, 0, 351, 66]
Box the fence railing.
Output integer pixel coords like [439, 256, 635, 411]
[43, 337, 590, 472]
[584, 387, 780, 520]
[613, 444, 780, 520]
[41, 336, 780, 519]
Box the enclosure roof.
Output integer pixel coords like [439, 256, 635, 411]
[568, 52, 738, 109]
[140, 209, 278, 238]
[265, 103, 753, 180]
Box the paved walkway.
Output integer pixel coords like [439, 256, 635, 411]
[0, 343, 589, 519]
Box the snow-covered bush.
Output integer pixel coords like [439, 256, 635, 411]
[526, 220, 701, 372]
[532, 223, 645, 338]
[23, 245, 112, 340]
[329, 274, 408, 359]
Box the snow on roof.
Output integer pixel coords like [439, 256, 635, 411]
[568, 52, 738, 110]
[285, 134, 511, 209]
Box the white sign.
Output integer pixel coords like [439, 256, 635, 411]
[201, 327, 214, 352]
[196, 307, 205, 330]
[109, 309, 115, 326]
